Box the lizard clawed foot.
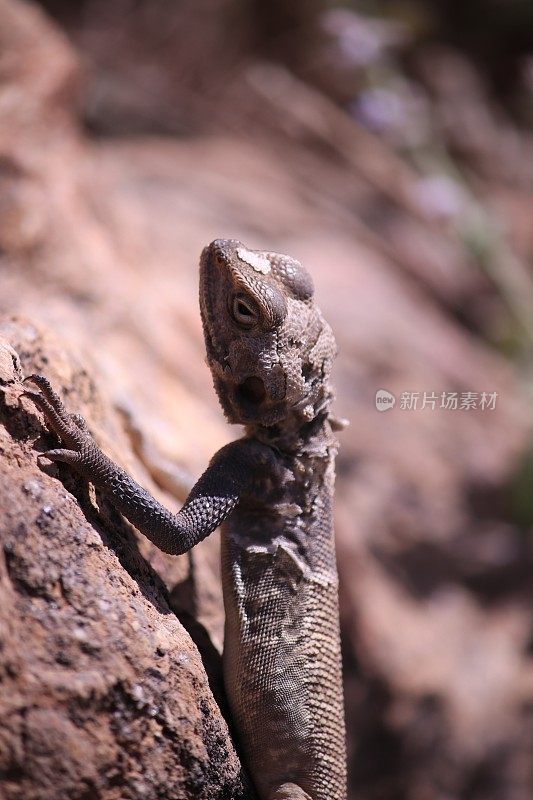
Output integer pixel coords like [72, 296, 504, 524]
[21, 374, 93, 465]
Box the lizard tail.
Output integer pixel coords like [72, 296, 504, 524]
[270, 784, 313, 800]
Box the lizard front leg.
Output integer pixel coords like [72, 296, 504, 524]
[22, 374, 277, 555]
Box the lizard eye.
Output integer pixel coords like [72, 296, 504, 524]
[231, 295, 258, 328]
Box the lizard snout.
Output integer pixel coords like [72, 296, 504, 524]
[208, 238, 240, 267]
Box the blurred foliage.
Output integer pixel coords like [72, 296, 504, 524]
[507, 447, 533, 529]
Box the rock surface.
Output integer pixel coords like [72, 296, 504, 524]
[0, 318, 251, 800]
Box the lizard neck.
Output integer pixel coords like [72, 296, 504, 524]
[239, 406, 339, 578]
[245, 408, 336, 456]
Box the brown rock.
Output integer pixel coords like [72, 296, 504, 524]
[0, 340, 22, 384]
[0, 318, 252, 800]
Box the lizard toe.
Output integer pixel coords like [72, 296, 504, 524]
[38, 448, 82, 466]
[24, 374, 68, 414]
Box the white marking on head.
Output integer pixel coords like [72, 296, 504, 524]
[237, 247, 271, 274]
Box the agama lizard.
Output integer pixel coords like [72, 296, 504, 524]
[22, 239, 347, 800]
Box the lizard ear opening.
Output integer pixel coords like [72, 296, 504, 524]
[236, 376, 267, 406]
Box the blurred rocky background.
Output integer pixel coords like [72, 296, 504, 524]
[0, 0, 532, 798]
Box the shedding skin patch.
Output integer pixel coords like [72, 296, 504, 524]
[237, 247, 271, 275]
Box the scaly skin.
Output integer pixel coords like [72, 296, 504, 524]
[22, 239, 347, 800]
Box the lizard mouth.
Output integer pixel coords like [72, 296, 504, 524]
[235, 376, 267, 408]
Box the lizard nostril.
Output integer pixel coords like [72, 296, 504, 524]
[236, 376, 267, 406]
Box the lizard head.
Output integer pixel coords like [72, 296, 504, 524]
[199, 239, 336, 428]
